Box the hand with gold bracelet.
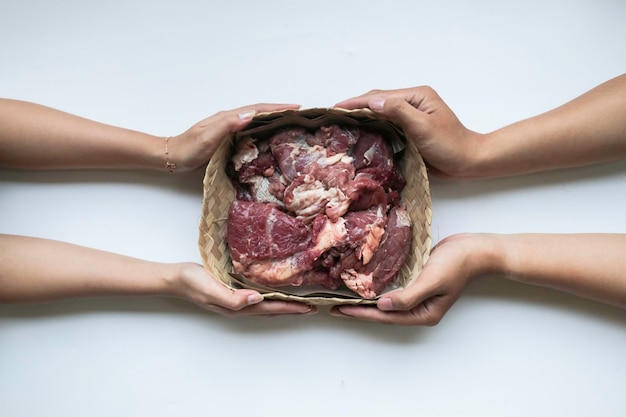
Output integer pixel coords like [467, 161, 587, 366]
[0, 99, 314, 317]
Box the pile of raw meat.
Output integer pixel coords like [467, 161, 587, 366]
[225, 124, 412, 299]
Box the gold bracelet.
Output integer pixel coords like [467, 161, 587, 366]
[164, 136, 177, 174]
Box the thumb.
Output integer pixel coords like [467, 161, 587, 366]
[218, 288, 264, 311]
[376, 288, 423, 312]
[377, 272, 440, 312]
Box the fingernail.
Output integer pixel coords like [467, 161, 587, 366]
[378, 297, 394, 311]
[247, 293, 263, 305]
[368, 97, 385, 111]
[329, 309, 345, 317]
[301, 306, 317, 315]
[238, 110, 256, 121]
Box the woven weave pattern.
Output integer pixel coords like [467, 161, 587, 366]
[198, 108, 432, 305]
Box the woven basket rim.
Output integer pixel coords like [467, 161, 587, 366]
[198, 107, 433, 305]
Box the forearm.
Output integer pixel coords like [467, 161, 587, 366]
[494, 233, 626, 307]
[0, 99, 166, 170]
[0, 234, 176, 303]
[475, 73, 626, 177]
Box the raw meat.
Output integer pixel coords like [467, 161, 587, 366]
[344, 205, 387, 265]
[226, 124, 412, 298]
[237, 214, 348, 286]
[227, 200, 311, 265]
[340, 206, 412, 298]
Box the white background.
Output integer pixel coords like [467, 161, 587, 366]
[1, 1, 625, 416]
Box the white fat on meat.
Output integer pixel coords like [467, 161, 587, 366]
[232, 137, 259, 171]
[394, 207, 412, 227]
[360, 207, 386, 265]
[312, 216, 348, 252]
[243, 256, 305, 285]
[341, 270, 377, 299]
[284, 154, 355, 222]
[284, 175, 328, 222]
[325, 187, 351, 221]
[318, 152, 349, 167]
[246, 175, 285, 206]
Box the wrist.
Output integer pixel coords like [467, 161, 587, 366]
[432, 233, 508, 288]
[477, 233, 521, 280]
[463, 131, 502, 179]
[159, 262, 187, 297]
[160, 262, 210, 304]
[163, 136, 178, 174]
[127, 132, 173, 172]
[459, 233, 508, 277]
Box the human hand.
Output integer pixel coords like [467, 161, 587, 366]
[168, 103, 300, 172]
[335, 87, 484, 179]
[330, 234, 503, 325]
[168, 263, 315, 317]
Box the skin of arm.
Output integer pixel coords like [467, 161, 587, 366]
[0, 234, 313, 317]
[332, 74, 626, 324]
[0, 100, 314, 316]
[479, 73, 626, 177]
[0, 99, 300, 172]
[332, 233, 626, 325]
[335, 73, 626, 179]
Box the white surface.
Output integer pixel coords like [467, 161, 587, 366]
[1, 1, 625, 416]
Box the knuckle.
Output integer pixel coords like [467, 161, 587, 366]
[215, 109, 229, 118]
[209, 292, 248, 312]
[220, 305, 243, 318]
[417, 85, 440, 99]
[434, 234, 461, 248]
[423, 315, 442, 326]
[417, 85, 435, 94]
[228, 299, 249, 312]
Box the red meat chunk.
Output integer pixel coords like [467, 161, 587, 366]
[341, 207, 412, 298]
[226, 124, 412, 298]
[227, 200, 311, 264]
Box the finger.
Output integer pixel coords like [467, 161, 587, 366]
[239, 102, 301, 114]
[335, 87, 405, 109]
[374, 278, 460, 326]
[335, 290, 457, 326]
[206, 300, 316, 317]
[336, 86, 438, 111]
[367, 96, 429, 127]
[377, 272, 441, 313]
[332, 304, 435, 326]
[334, 95, 375, 110]
[202, 280, 314, 314]
[218, 103, 302, 135]
[334, 87, 420, 109]
[411, 294, 459, 325]
[335, 95, 430, 140]
[242, 300, 316, 316]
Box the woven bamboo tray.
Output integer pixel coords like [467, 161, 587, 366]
[198, 108, 432, 306]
